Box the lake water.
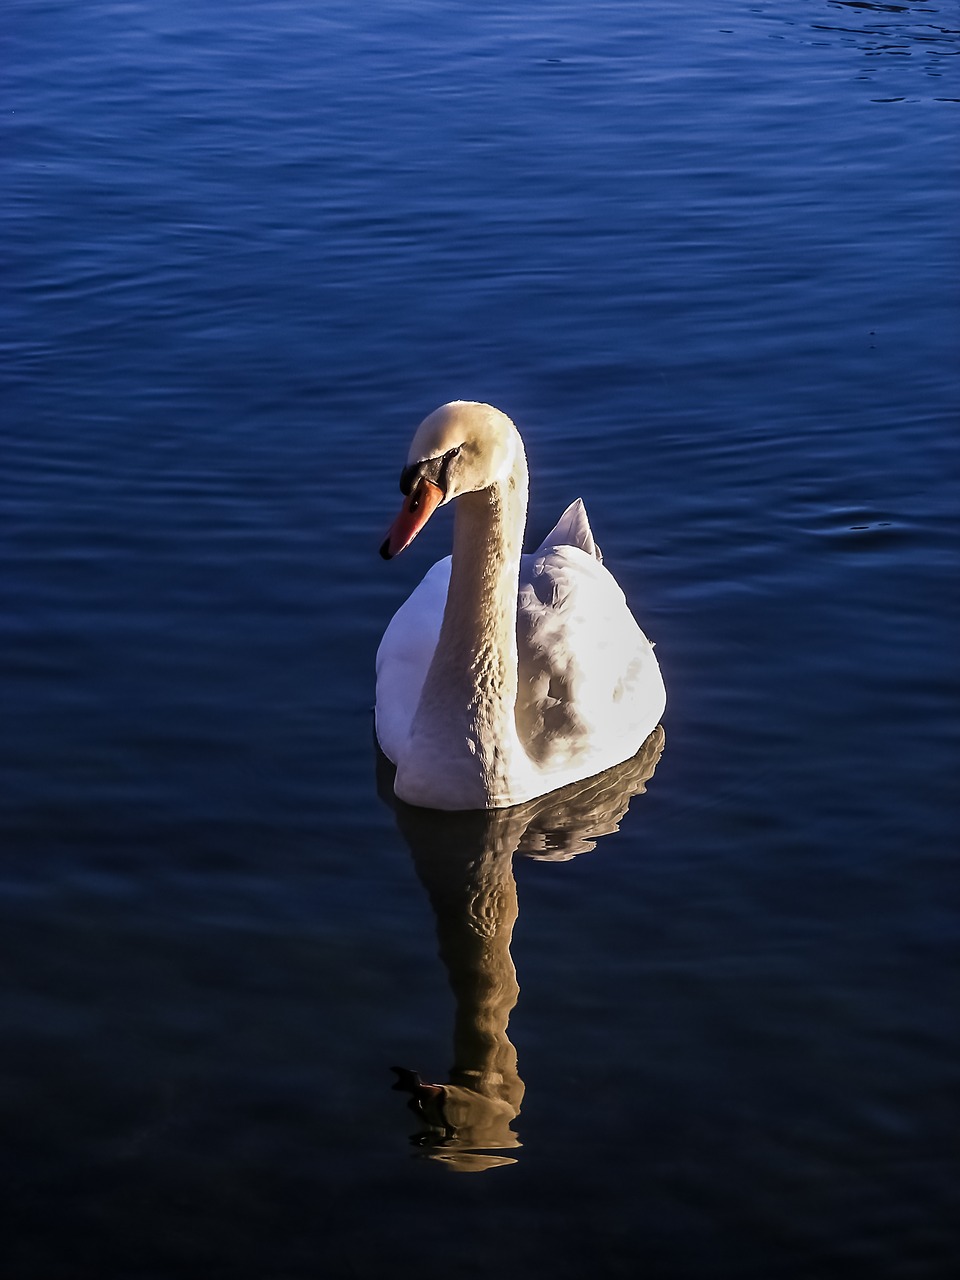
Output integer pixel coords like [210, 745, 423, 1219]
[3, 1, 958, 1276]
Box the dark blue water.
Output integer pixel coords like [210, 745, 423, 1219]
[3, 1, 958, 1276]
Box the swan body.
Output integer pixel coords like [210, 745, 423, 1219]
[376, 402, 665, 811]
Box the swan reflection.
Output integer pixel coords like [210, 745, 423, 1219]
[379, 725, 664, 1172]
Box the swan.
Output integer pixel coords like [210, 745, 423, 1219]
[376, 401, 666, 811]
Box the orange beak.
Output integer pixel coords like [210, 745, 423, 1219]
[380, 479, 444, 560]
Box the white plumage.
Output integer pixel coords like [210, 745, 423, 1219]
[376, 403, 665, 811]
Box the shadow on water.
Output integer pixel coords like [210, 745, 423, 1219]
[376, 727, 665, 1173]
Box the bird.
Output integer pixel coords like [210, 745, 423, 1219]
[376, 401, 665, 811]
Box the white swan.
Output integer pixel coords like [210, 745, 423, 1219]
[376, 401, 666, 811]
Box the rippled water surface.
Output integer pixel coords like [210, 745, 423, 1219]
[4, 2, 959, 1276]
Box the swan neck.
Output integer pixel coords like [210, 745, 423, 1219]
[405, 441, 528, 807]
[445, 443, 527, 690]
[394, 430, 532, 809]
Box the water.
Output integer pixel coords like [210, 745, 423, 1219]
[3, 1, 958, 1275]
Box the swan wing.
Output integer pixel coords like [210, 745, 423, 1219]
[534, 497, 602, 562]
[516, 543, 665, 779]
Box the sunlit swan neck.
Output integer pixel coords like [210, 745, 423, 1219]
[444, 443, 528, 698]
[398, 438, 530, 809]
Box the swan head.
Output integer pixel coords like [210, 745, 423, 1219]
[380, 402, 519, 560]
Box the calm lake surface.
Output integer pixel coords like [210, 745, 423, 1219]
[4, 1, 958, 1276]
